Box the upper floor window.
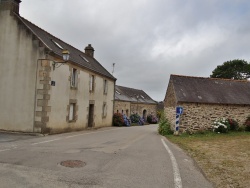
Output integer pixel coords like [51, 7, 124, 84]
[71, 68, 77, 88]
[104, 79, 108, 94]
[89, 75, 95, 92]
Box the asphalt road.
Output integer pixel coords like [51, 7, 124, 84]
[0, 125, 214, 188]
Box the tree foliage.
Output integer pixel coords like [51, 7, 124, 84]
[210, 59, 250, 80]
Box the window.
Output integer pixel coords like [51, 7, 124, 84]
[71, 68, 77, 88]
[80, 55, 89, 63]
[104, 79, 108, 94]
[89, 75, 95, 92]
[102, 103, 107, 118]
[69, 103, 75, 121]
[67, 99, 77, 122]
[51, 39, 63, 49]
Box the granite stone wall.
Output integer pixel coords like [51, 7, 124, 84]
[114, 101, 157, 119]
[164, 82, 250, 132]
[165, 103, 250, 132]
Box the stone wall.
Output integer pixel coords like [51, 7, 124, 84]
[165, 102, 250, 132]
[164, 82, 250, 132]
[114, 101, 131, 116]
[114, 101, 157, 119]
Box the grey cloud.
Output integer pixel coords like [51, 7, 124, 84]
[20, 0, 250, 101]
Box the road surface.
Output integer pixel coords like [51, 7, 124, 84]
[0, 125, 213, 188]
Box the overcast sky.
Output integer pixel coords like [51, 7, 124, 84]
[20, 0, 250, 101]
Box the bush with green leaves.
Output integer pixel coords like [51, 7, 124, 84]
[227, 118, 239, 131]
[244, 116, 250, 131]
[130, 114, 140, 123]
[113, 113, 124, 126]
[147, 114, 158, 124]
[212, 118, 230, 133]
[158, 112, 173, 135]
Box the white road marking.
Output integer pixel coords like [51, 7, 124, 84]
[1, 128, 122, 151]
[31, 128, 119, 145]
[0, 147, 17, 152]
[161, 138, 182, 188]
[31, 138, 62, 145]
[0, 148, 12, 152]
[65, 128, 117, 139]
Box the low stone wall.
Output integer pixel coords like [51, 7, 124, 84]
[165, 103, 250, 132]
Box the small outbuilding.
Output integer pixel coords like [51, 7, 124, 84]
[164, 74, 250, 132]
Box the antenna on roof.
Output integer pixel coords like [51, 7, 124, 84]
[112, 63, 115, 75]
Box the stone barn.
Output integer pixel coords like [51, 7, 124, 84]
[164, 75, 250, 132]
[114, 85, 157, 120]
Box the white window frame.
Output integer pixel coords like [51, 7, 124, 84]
[71, 68, 77, 88]
[69, 103, 75, 121]
[89, 75, 95, 92]
[104, 79, 108, 94]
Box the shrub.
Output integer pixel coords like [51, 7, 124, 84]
[157, 110, 163, 119]
[113, 113, 124, 126]
[158, 112, 173, 135]
[227, 118, 239, 131]
[147, 114, 158, 124]
[130, 114, 140, 123]
[129, 114, 145, 125]
[212, 118, 230, 133]
[244, 116, 250, 132]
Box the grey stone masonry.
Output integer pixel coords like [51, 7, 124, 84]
[35, 59, 51, 133]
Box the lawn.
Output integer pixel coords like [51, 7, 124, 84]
[166, 132, 250, 188]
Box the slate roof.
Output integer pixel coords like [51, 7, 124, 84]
[14, 13, 116, 80]
[170, 74, 250, 105]
[115, 85, 157, 104]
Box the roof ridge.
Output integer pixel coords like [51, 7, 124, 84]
[116, 85, 143, 91]
[171, 74, 249, 83]
[17, 14, 88, 57]
[15, 13, 116, 80]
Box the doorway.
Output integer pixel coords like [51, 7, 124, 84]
[88, 104, 94, 127]
[143, 109, 147, 121]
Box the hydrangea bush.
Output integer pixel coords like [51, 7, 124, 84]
[212, 118, 230, 133]
[212, 118, 242, 133]
[130, 114, 144, 125]
[113, 113, 124, 126]
[147, 114, 158, 124]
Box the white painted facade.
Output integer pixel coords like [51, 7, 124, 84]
[0, 1, 115, 133]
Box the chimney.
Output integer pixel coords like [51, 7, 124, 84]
[0, 0, 21, 15]
[84, 44, 95, 58]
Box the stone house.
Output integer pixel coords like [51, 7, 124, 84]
[114, 85, 157, 120]
[0, 0, 116, 133]
[164, 74, 250, 132]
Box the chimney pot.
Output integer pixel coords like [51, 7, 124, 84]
[84, 44, 95, 57]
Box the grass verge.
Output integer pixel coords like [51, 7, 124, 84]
[166, 131, 250, 188]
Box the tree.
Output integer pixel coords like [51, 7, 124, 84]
[210, 59, 250, 80]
